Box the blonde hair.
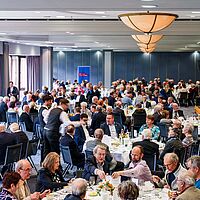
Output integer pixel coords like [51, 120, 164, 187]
[42, 152, 60, 172]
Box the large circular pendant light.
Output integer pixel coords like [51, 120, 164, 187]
[119, 12, 178, 33]
[132, 35, 163, 44]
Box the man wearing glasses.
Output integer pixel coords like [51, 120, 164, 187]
[15, 159, 50, 200]
[152, 153, 186, 190]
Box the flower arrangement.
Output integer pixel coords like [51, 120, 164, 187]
[96, 180, 115, 195]
[128, 105, 134, 110]
[119, 132, 129, 138]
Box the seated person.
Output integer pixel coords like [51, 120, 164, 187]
[60, 124, 85, 168]
[9, 123, 29, 159]
[118, 180, 139, 200]
[0, 172, 21, 200]
[64, 178, 87, 200]
[132, 129, 159, 166]
[139, 115, 160, 141]
[15, 159, 49, 200]
[152, 153, 186, 190]
[0, 124, 17, 166]
[187, 156, 200, 189]
[82, 145, 110, 183]
[176, 171, 200, 200]
[69, 107, 81, 121]
[112, 146, 152, 185]
[36, 152, 68, 192]
[74, 113, 91, 152]
[84, 128, 124, 172]
[19, 105, 33, 132]
[159, 128, 183, 162]
[172, 119, 184, 140]
[169, 103, 185, 119]
[182, 123, 194, 147]
[100, 113, 122, 139]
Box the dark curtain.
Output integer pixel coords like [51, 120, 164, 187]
[0, 55, 3, 95]
[27, 56, 40, 92]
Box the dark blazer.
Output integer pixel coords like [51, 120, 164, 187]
[113, 107, 126, 124]
[90, 112, 106, 133]
[69, 114, 80, 121]
[74, 125, 90, 152]
[132, 139, 159, 160]
[60, 134, 85, 167]
[82, 156, 110, 181]
[12, 131, 29, 159]
[7, 86, 19, 99]
[108, 96, 116, 108]
[36, 168, 68, 192]
[142, 101, 151, 109]
[169, 109, 185, 119]
[19, 112, 33, 132]
[64, 194, 82, 200]
[0, 102, 8, 122]
[160, 136, 183, 161]
[0, 132, 17, 164]
[100, 122, 122, 137]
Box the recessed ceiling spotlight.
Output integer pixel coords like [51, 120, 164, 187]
[45, 41, 53, 44]
[66, 31, 70, 34]
[190, 15, 195, 18]
[141, 5, 158, 8]
[56, 16, 66, 18]
[102, 15, 107, 18]
[192, 11, 200, 14]
[35, 11, 41, 14]
[0, 32, 7, 35]
[70, 33, 74, 35]
[95, 41, 99, 44]
[95, 11, 105, 14]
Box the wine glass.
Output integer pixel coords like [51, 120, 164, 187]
[89, 176, 96, 188]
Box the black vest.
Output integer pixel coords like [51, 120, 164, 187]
[38, 106, 48, 132]
[45, 107, 63, 132]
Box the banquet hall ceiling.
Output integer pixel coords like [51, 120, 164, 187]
[0, 0, 200, 52]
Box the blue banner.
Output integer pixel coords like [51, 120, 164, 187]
[77, 66, 90, 83]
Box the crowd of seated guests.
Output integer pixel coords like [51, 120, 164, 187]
[1, 77, 200, 199]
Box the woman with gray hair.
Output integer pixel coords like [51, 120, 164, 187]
[118, 180, 139, 200]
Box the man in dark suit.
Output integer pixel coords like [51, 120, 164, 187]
[90, 105, 106, 134]
[0, 124, 17, 165]
[82, 145, 110, 183]
[69, 107, 81, 121]
[60, 124, 85, 168]
[113, 101, 126, 125]
[19, 105, 33, 132]
[74, 113, 91, 152]
[160, 128, 183, 162]
[0, 96, 9, 122]
[108, 92, 116, 108]
[75, 90, 86, 107]
[169, 103, 185, 119]
[7, 81, 19, 100]
[100, 113, 122, 138]
[132, 129, 159, 163]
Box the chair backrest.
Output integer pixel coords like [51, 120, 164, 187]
[113, 112, 122, 125]
[132, 111, 146, 127]
[19, 121, 26, 132]
[26, 138, 40, 157]
[6, 112, 19, 124]
[4, 143, 22, 165]
[60, 145, 73, 165]
[143, 153, 157, 171]
[85, 150, 93, 159]
[35, 124, 42, 140]
[157, 122, 168, 142]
